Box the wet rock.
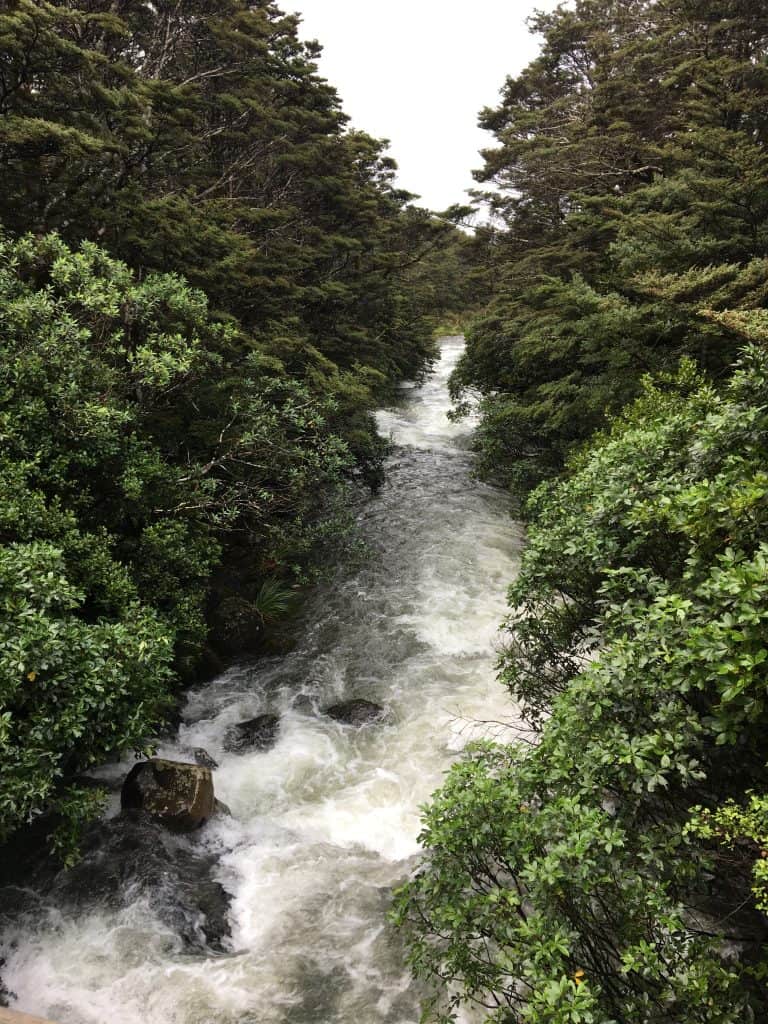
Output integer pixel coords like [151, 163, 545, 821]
[323, 699, 386, 726]
[0, 888, 37, 933]
[0, 961, 15, 1008]
[223, 713, 280, 753]
[59, 815, 230, 949]
[191, 747, 219, 770]
[71, 774, 120, 793]
[121, 758, 214, 832]
[213, 798, 232, 818]
[0, 814, 232, 952]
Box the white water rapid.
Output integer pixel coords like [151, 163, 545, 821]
[1, 337, 525, 1024]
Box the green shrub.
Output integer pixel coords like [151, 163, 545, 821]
[0, 232, 364, 848]
[395, 346, 768, 1023]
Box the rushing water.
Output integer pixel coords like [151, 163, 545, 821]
[1, 337, 525, 1024]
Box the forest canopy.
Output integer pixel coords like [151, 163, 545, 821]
[0, 0, 474, 848]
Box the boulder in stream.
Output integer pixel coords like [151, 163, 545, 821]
[0, 813, 232, 952]
[121, 758, 214, 832]
[55, 815, 230, 949]
[323, 699, 386, 726]
[223, 713, 280, 753]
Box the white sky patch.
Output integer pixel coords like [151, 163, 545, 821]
[293, 0, 560, 212]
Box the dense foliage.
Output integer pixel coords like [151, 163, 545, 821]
[0, 231, 361, 846]
[4, 8, 768, 1024]
[396, 342, 768, 1023]
[451, 0, 768, 492]
[0, 0, 457, 378]
[0, 0, 470, 847]
[397, 2, 768, 1021]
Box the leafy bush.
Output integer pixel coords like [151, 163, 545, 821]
[0, 542, 173, 849]
[395, 346, 768, 1023]
[0, 232, 367, 847]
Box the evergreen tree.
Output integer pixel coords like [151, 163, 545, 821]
[453, 0, 768, 493]
[0, 0, 446, 380]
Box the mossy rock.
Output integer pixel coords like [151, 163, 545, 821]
[121, 759, 214, 832]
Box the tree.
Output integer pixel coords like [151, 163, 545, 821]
[0, 0, 442, 381]
[452, 0, 768, 493]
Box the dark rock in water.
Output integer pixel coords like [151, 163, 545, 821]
[121, 758, 214, 832]
[223, 713, 280, 753]
[323, 699, 386, 726]
[0, 887, 37, 932]
[191, 643, 226, 684]
[0, 815, 231, 952]
[0, 957, 16, 1007]
[213, 798, 232, 817]
[0, 768, 229, 955]
[71, 773, 120, 792]
[61, 815, 229, 950]
[192, 747, 219, 770]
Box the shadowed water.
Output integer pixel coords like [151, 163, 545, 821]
[0, 337, 525, 1024]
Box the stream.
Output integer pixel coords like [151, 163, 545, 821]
[0, 336, 525, 1024]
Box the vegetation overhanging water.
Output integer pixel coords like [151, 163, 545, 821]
[0, 338, 525, 1024]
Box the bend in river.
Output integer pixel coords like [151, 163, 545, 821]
[1, 336, 525, 1024]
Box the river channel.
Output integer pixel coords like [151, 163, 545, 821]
[1, 336, 525, 1024]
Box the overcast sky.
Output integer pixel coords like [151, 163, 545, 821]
[293, 0, 559, 212]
